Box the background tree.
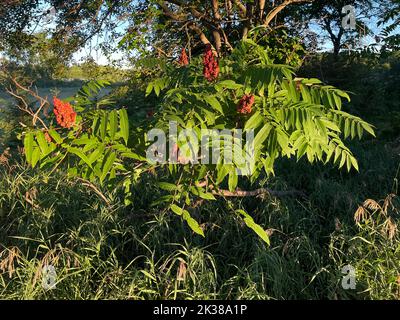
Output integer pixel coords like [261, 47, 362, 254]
[378, 0, 400, 50]
[1, 1, 314, 59]
[121, 0, 314, 56]
[299, 0, 375, 56]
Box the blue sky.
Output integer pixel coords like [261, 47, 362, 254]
[3, 2, 398, 66]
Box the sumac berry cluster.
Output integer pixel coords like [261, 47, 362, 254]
[237, 95, 255, 114]
[53, 97, 77, 128]
[203, 44, 219, 82]
[179, 48, 189, 66]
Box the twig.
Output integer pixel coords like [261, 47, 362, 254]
[214, 188, 305, 198]
[6, 78, 50, 130]
[76, 178, 111, 206]
[196, 181, 305, 198]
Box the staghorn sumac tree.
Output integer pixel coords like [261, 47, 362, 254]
[20, 38, 375, 243]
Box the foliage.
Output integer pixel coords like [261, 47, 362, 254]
[378, 0, 400, 50]
[22, 80, 138, 191]
[0, 99, 18, 152]
[21, 40, 375, 242]
[145, 39, 374, 184]
[300, 50, 400, 139]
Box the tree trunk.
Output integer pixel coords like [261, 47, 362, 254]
[333, 40, 341, 57]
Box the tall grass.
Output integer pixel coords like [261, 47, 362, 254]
[0, 137, 399, 299]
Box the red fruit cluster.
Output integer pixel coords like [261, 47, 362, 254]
[53, 97, 77, 128]
[44, 132, 52, 143]
[179, 48, 189, 66]
[237, 95, 255, 114]
[203, 44, 219, 82]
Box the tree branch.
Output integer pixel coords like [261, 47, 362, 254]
[6, 78, 50, 130]
[213, 188, 305, 198]
[259, 0, 266, 21]
[210, 0, 223, 53]
[211, 0, 222, 20]
[264, 0, 313, 28]
[242, 2, 254, 39]
[196, 181, 305, 198]
[76, 178, 111, 206]
[159, 1, 214, 47]
[188, 22, 212, 46]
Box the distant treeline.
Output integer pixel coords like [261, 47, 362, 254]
[1, 56, 129, 87]
[60, 62, 129, 83]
